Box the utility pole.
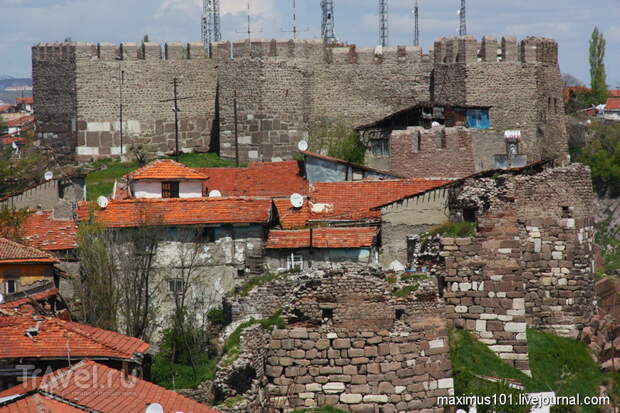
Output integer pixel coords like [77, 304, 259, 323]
[459, 0, 467, 36]
[282, 0, 308, 40]
[119, 68, 124, 156]
[379, 0, 388, 47]
[160, 78, 194, 161]
[234, 90, 239, 167]
[413, 0, 419, 47]
[321, 0, 337, 44]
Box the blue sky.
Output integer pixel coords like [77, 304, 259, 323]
[0, 0, 618, 87]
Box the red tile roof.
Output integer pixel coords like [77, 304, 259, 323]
[0, 315, 149, 360]
[20, 211, 78, 251]
[0, 104, 12, 113]
[609, 90, 620, 97]
[197, 161, 309, 197]
[266, 227, 378, 249]
[5, 115, 34, 128]
[0, 392, 84, 412]
[273, 199, 311, 229]
[0, 238, 58, 264]
[0, 360, 219, 413]
[16, 97, 33, 105]
[0, 288, 59, 311]
[308, 179, 451, 222]
[77, 198, 272, 228]
[606, 97, 620, 110]
[128, 159, 209, 181]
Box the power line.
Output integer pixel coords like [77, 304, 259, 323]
[459, 0, 467, 36]
[379, 0, 388, 47]
[321, 0, 337, 44]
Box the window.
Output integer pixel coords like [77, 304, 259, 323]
[162, 181, 180, 198]
[202, 227, 216, 243]
[562, 206, 572, 218]
[395, 309, 405, 320]
[168, 279, 185, 295]
[287, 253, 303, 272]
[463, 208, 477, 223]
[322, 308, 334, 320]
[4, 279, 16, 294]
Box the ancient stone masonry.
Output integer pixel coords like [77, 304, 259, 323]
[432, 36, 567, 162]
[218, 268, 454, 412]
[440, 164, 596, 372]
[33, 42, 217, 160]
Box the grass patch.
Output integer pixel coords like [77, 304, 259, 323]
[84, 153, 235, 201]
[217, 395, 246, 408]
[401, 273, 427, 282]
[426, 221, 477, 238]
[221, 312, 286, 366]
[228, 272, 281, 297]
[527, 329, 605, 413]
[392, 284, 419, 297]
[386, 275, 397, 284]
[151, 353, 216, 390]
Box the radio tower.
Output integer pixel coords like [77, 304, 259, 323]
[202, 0, 221, 53]
[413, 0, 419, 47]
[321, 0, 337, 44]
[379, 0, 388, 47]
[458, 0, 466, 36]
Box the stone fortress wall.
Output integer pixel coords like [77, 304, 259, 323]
[32, 35, 567, 165]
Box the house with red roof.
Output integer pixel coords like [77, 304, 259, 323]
[603, 96, 620, 121]
[0, 315, 151, 390]
[0, 360, 217, 412]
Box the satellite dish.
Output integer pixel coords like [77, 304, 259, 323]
[145, 403, 164, 413]
[44, 171, 54, 181]
[297, 140, 309, 152]
[0, 293, 4, 304]
[290, 193, 304, 208]
[97, 196, 109, 209]
[209, 190, 222, 198]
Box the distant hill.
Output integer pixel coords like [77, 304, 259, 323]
[0, 77, 33, 104]
[0, 77, 32, 89]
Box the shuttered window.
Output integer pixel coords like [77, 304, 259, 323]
[162, 181, 180, 198]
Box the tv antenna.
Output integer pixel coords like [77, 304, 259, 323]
[282, 0, 309, 40]
[0, 293, 4, 304]
[297, 140, 309, 152]
[44, 171, 54, 181]
[145, 403, 164, 413]
[237, 0, 262, 44]
[321, 0, 337, 44]
[208, 189, 222, 198]
[458, 0, 467, 36]
[160, 78, 194, 160]
[97, 196, 109, 209]
[379, 0, 388, 47]
[413, 0, 420, 47]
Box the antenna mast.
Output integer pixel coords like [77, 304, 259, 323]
[321, 0, 337, 44]
[413, 0, 419, 47]
[202, 0, 221, 53]
[459, 0, 466, 36]
[379, 0, 388, 47]
[282, 0, 308, 40]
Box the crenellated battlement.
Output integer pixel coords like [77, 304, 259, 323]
[211, 39, 432, 65]
[433, 35, 558, 65]
[32, 41, 207, 61]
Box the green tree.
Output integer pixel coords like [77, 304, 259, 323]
[589, 27, 608, 104]
[143, 34, 150, 43]
[577, 122, 620, 197]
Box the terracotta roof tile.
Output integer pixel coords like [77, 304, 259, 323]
[0, 105, 12, 113]
[77, 198, 272, 228]
[0, 288, 59, 311]
[0, 393, 84, 412]
[266, 227, 378, 249]
[0, 315, 149, 360]
[308, 179, 451, 222]
[197, 161, 309, 197]
[0, 238, 58, 264]
[273, 199, 311, 229]
[0, 360, 219, 413]
[15, 97, 33, 105]
[128, 159, 209, 181]
[20, 211, 78, 251]
[5, 115, 34, 128]
[606, 97, 620, 110]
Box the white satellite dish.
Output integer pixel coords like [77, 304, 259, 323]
[97, 196, 109, 209]
[209, 190, 222, 198]
[290, 193, 304, 208]
[297, 140, 309, 152]
[44, 171, 54, 181]
[0, 293, 4, 304]
[145, 403, 164, 413]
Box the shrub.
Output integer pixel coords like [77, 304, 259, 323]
[207, 308, 226, 327]
[427, 221, 477, 238]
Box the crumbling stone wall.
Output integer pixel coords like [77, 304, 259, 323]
[441, 164, 596, 372]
